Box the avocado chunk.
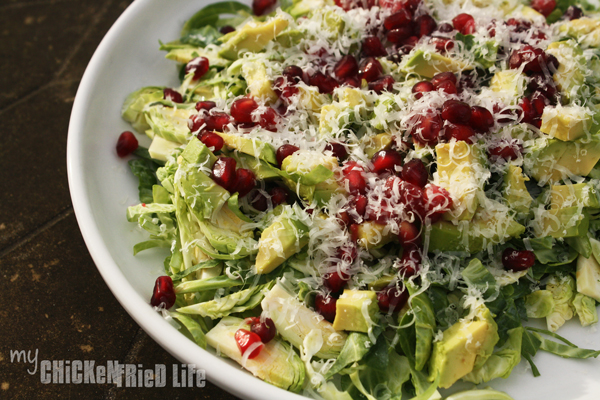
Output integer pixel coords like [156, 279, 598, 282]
[545, 41, 585, 101]
[550, 182, 600, 209]
[559, 18, 600, 48]
[540, 105, 592, 141]
[281, 151, 342, 205]
[428, 319, 494, 388]
[219, 17, 289, 60]
[215, 131, 277, 165]
[489, 70, 527, 105]
[356, 221, 397, 249]
[255, 215, 309, 274]
[164, 46, 230, 68]
[242, 60, 278, 103]
[503, 164, 533, 215]
[401, 49, 473, 78]
[534, 206, 589, 238]
[205, 317, 306, 392]
[434, 141, 486, 221]
[576, 254, 600, 302]
[148, 135, 182, 162]
[362, 133, 393, 158]
[332, 290, 379, 333]
[234, 152, 280, 180]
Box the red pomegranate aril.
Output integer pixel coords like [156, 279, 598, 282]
[231, 97, 259, 123]
[423, 184, 453, 221]
[220, 25, 235, 34]
[185, 56, 210, 80]
[531, 92, 549, 116]
[384, 9, 413, 30]
[363, 36, 387, 57]
[441, 100, 471, 124]
[409, 113, 443, 146]
[344, 170, 367, 195]
[326, 142, 348, 160]
[252, 0, 276, 15]
[259, 107, 279, 131]
[470, 106, 494, 133]
[315, 293, 338, 322]
[232, 168, 256, 197]
[283, 65, 304, 83]
[509, 45, 547, 73]
[431, 71, 457, 86]
[251, 192, 268, 211]
[150, 276, 176, 309]
[163, 88, 183, 103]
[270, 187, 289, 206]
[309, 71, 339, 94]
[387, 26, 414, 45]
[198, 131, 224, 152]
[446, 124, 476, 143]
[235, 329, 263, 359]
[196, 100, 217, 111]
[368, 75, 395, 94]
[401, 158, 428, 188]
[249, 317, 277, 343]
[206, 112, 232, 131]
[519, 97, 536, 125]
[415, 14, 437, 37]
[377, 285, 409, 313]
[399, 220, 421, 245]
[430, 37, 454, 53]
[488, 141, 522, 161]
[343, 76, 361, 88]
[371, 149, 403, 174]
[435, 80, 457, 95]
[436, 22, 454, 33]
[211, 157, 237, 191]
[350, 194, 368, 218]
[412, 81, 434, 99]
[333, 54, 358, 79]
[564, 5, 583, 20]
[116, 131, 138, 157]
[276, 144, 300, 167]
[502, 248, 536, 271]
[399, 245, 421, 276]
[531, 0, 556, 17]
[274, 76, 299, 101]
[452, 13, 476, 35]
[358, 57, 383, 83]
[400, 181, 425, 218]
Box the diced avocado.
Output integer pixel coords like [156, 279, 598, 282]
[540, 105, 592, 141]
[219, 17, 289, 60]
[215, 132, 277, 165]
[362, 133, 393, 158]
[205, 317, 305, 392]
[489, 70, 527, 105]
[296, 84, 329, 113]
[121, 86, 165, 133]
[242, 61, 278, 103]
[519, 6, 545, 21]
[288, 0, 334, 18]
[559, 17, 600, 47]
[255, 215, 309, 274]
[145, 105, 195, 144]
[434, 141, 486, 221]
[550, 182, 600, 209]
[338, 86, 365, 107]
[428, 319, 493, 389]
[356, 221, 397, 249]
[261, 282, 347, 359]
[576, 254, 600, 302]
[401, 49, 473, 78]
[546, 41, 585, 101]
[235, 153, 280, 180]
[524, 290, 555, 318]
[503, 164, 533, 215]
[281, 151, 342, 205]
[534, 206, 589, 238]
[164, 47, 230, 68]
[332, 290, 379, 333]
[274, 29, 303, 47]
[553, 139, 600, 180]
[181, 136, 216, 166]
[148, 135, 182, 162]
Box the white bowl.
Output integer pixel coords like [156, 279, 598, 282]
[67, 0, 600, 399]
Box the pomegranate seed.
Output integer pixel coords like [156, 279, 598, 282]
[309, 71, 339, 94]
[270, 187, 288, 206]
[415, 14, 437, 37]
[445, 123, 476, 143]
[185, 56, 210, 80]
[470, 106, 494, 133]
[235, 329, 263, 359]
[564, 5, 583, 20]
[358, 57, 383, 83]
[207, 112, 232, 131]
[399, 245, 421, 276]
[362, 36, 387, 57]
[251, 192, 268, 211]
[371, 150, 403, 174]
[399, 181, 425, 218]
[528, 74, 557, 101]
[436, 22, 454, 33]
[315, 293, 337, 322]
[452, 13, 476, 35]
[273, 76, 299, 102]
[350, 194, 368, 219]
[211, 157, 237, 191]
[441, 100, 471, 124]
[423, 184, 453, 221]
[258, 107, 279, 131]
[343, 76, 361, 87]
[387, 26, 414, 45]
[150, 276, 176, 309]
[384, 9, 413, 30]
[488, 140, 522, 161]
[531, 92, 548, 116]
[231, 97, 259, 123]
[283, 65, 304, 83]
[198, 131, 224, 152]
[506, 18, 531, 33]
[337, 211, 352, 227]
[509, 45, 548, 73]
[195, 101, 217, 111]
[344, 170, 367, 194]
[249, 317, 277, 343]
[368, 75, 395, 93]
[409, 113, 443, 146]
[531, 0, 556, 17]
[220, 25, 235, 34]
[519, 97, 537, 125]
[163, 88, 183, 103]
[430, 37, 454, 53]
[401, 158, 428, 187]
[377, 285, 409, 313]
[399, 220, 421, 245]
[436, 80, 457, 95]
[325, 142, 348, 160]
[276, 144, 300, 167]
[116, 131, 138, 157]
[333, 54, 358, 79]
[502, 248, 535, 271]
[252, 0, 276, 15]
[232, 168, 256, 197]
[431, 71, 457, 87]
[412, 81, 434, 99]
[349, 223, 360, 242]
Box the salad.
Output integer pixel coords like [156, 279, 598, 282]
[116, 0, 600, 398]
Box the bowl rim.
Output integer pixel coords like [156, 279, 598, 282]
[66, 0, 308, 398]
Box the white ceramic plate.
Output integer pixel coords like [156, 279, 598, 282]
[67, 0, 600, 399]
